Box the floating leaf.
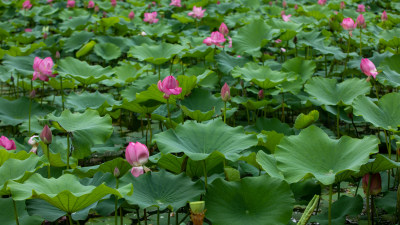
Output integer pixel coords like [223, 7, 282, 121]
[129, 43, 185, 65]
[94, 43, 122, 61]
[294, 110, 319, 129]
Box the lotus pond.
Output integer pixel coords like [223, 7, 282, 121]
[1, 0, 400, 224]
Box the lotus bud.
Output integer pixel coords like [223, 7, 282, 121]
[258, 89, 264, 99]
[114, 167, 120, 177]
[94, 5, 99, 12]
[294, 4, 298, 10]
[356, 14, 366, 29]
[55, 51, 60, 59]
[382, 11, 387, 22]
[125, 142, 149, 166]
[129, 11, 135, 20]
[221, 83, 231, 102]
[340, 1, 345, 9]
[362, 173, 382, 195]
[40, 125, 52, 145]
[30, 89, 36, 99]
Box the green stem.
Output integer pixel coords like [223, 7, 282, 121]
[144, 209, 147, 225]
[336, 105, 340, 138]
[158, 65, 161, 81]
[12, 199, 20, 225]
[167, 98, 171, 129]
[136, 208, 141, 225]
[373, 79, 380, 100]
[67, 133, 70, 170]
[384, 130, 391, 188]
[147, 116, 152, 145]
[28, 98, 32, 136]
[115, 179, 119, 225]
[337, 182, 341, 199]
[325, 54, 328, 77]
[157, 208, 160, 225]
[328, 184, 333, 225]
[47, 144, 51, 178]
[168, 209, 171, 225]
[281, 92, 285, 123]
[344, 34, 351, 77]
[41, 81, 44, 107]
[60, 75, 64, 110]
[224, 101, 227, 124]
[175, 210, 179, 225]
[203, 160, 207, 190]
[367, 174, 372, 225]
[120, 207, 123, 225]
[67, 213, 74, 225]
[360, 27, 362, 57]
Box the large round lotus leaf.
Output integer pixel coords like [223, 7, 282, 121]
[8, 173, 121, 214]
[305, 77, 371, 106]
[0, 198, 43, 225]
[282, 57, 316, 82]
[352, 93, 400, 131]
[63, 31, 94, 53]
[121, 170, 204, 211]
[0, 97, 52, 126]
[205, 176, 294, 225]
[67, 158, 132, 178]
[0, 149, 32, 166]
[0, 156, 43, 195]
[154, 119, 258, 161]
[58, 57, 114, 85]
[94, 43, 122, 61]
[180, 88, 224, 122]
[359, 154, 400, 175]
[47, 109, 113, 159]
[128, 43, 185, 65]
[140, 23, 172, 37]
[232, 62, 296, 89]
[2, 55, 35, 76]
[232, 19, 274, 58]
[66, 91, 119, 112]
[246, 117, 294, 136]
[271, 126, 379, 185]
[215, 51, 249, 75]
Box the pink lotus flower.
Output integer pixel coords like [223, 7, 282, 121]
[25, 28, 32, 32]
[67, 0, 75, 8]
[258, 89, 264, 99]
[219, 23, 229, 36]
[32, 57, 55, 81]
[340, 1, 345, 9]
[47, 0, 53, 3]
[317, 0, 326, 6]
[221, 83, 230, 102]
[203, 31, 226, 47]
[360, 58, 378, 81]
[170, 0, 181, 7]
[129, 11, 135, 20]
[282, 14, 291, 22]
[40, 125, 52, 145]
[125, 142, 149, 167]
[381, 11, 387, 22]
[131, 166, 144, 177]
[0, 136, 16, 150]
[356, 4, 365, 12]
[356, 14, 366, 28]
[294, 4, 298, 10]
[188, 6, 206, 19]
[143, 12, 159, 24]
[282, 0, 287, 8]
[362, 173, 381, 195]
[88, 0, 94, 8]
[281, 48, 286, 52]
[22, 0, 32, 10]
[157, 75, 182, 99]
[275, 39, 282, 43]
[110, 0, 116, 7]
[341, 18, 356, 36]
[94, 5, 99, 12]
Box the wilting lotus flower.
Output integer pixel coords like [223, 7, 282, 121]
[157, 75, 182, 99]
[110, 0, 116, 7]
[67, 0, 75, 8]
[188, 6, 206, 19]
[143, 12, 159, 24]
[317, 0, 327, 6]
[219, 23, 229, 36]
[203, 31, 226, 47]
[22, 0, 32, 10]
[356, 14, 366, 28]
[381, 11, 387, 22]
[356, 4, 365, 12]
[360, 58, 378, 81]
[362, 173, 382, 195]
[170, 0, 181, 7]
[131, 166, 144, 177]
[40, 125, 52, 145]
[28, 135, 39, 154]
[282, 14, 291, 22]
[87, 0, 94, 8]
[32, 57, 55, 81]
[340, 1, 345, 9]
[0, 136, 16, 150]
[129, 11, 135, 20]
[221, 83, 230, 102]
[125, 142, 149, 166]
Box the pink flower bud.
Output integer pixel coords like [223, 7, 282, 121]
[157, 76, 182, 99]
[169, 0, 181, 7]
[317, 0, 326, 6]
[188, 6, 205, 19]
[40, 125, 52, 145]
[0, 136, 16, 150]
[356, 14, 366, 28]
[88, 0, 94, 8]
[381, 11, 387, 22]
[129, 11, 135, 20]
[294, 4, 298, 10]
[341, 18, 356, 31]
[219, 23, 229, 36]
[360, 58, 378, 80]
[258, 89, 264, 99]
[110, 0, 116, 7]
[94, 5, 99, 12]
[143, 12, 159, 24]
[356, 4, 365, 12]
[221, 83, 230, 102]
[362, 173, 381, 195]
[114, 167, 120, 177]
[282, 14, 291, 22]
[67, 0, 75, 8]
[282, 0, 287, 8]
[340, 1, 345, 9]
[125, 142, 149, 167]
[22, 0, 32, 10]
[55, 51, 60, 59]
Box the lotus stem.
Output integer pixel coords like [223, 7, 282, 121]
[203, 160, 207, 190]
[337, 182, 340, 199]
[157, 208, 160, 225]
[336, 105, 340, 138]
[12, 199, 20, 225]
[168, 209, 171, 225]
[355, 178, 361, 196]
[167, 98, 171, 129]
[136, 208, 141, 225]
[144, 209, 147, 225]
[384, 130, 391, 188]
[115, 178, 119, 225]
[67, 213, 74, 225]
[67, 132, 70, 170]
[281, 92, 285, 123]
[47, 144, 51, 178]
[360, 27, 362, 57]
[366, 174, 372, 225]
[325, 55, 327, 77]
[120, 207, 123, 225]
[41, 81, 44, 107]
[158, 65, 161, 81]
[60, 75, 64, 110]
[28, 98, 32, 136]
[372, 79, 379, 100]
[175, 210, 179, 225]
[344, 34, 351, 77]
[328, 184, 333, 225]
[223, 101, 227, 124]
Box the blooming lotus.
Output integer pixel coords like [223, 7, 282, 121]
[67, 0, 75, 8]
[170, 0, 181, 7]
[219, 23, 229, 36]
[143, 12, 159, 24]
[110, 0, 116, 7]
[0, 136, 16, 150]
[157, 75, 182, 99]
[22, 0, 32, 10]
[282, 14, 291, 22]
[317, 0, 326, 6]
[203, 31, 226, 47]
[356, 14, 366, 28]
[356, 4, 365, 12]
[32, 57, 55, 81]
[360, 58, 378, 81]
[87, 0, 94, 8]
[125, 142, 149, 167]
[188, 6, 206, 19]
[221, 83, 230, 102]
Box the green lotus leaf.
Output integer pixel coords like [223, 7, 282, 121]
[294, 110, 319, 129]
[135, 84, 177, 105]
[0, 198, 43, 225]
[180, 88, 224, 122]
[140, 23, 172, 37]
[121, 170, 204, 211]
[66, 91, 119, 113]
[2, 55, 35, 76]
[47, 109, 113, 159]
[129, 43, 185, 65]
[8, 173, 121, 214]
[171, 13, 195, 23]
[215, 51, 249, 75]
[232, 19, 275, 57]
[0, 156, 43, 195]
[154, 119, 258, 161]
[305, 77, 371, 106]
[378, 55, 400, 87]
[282, 57, 316, 82]
[63, 31, 94, 53]
[232, 63, 296, 89]
[76, 40, 96, 58]
[255, 152, 284, 179]
[58, 57, 114, 86]
[246, 118, 294, 136]
[205, 176, 294, 225]
[176, 75, 197, 100]
[271, 126, 379, 185]
[59, 16, 91, 31]
[352, 93, 400, 131]
[117, 99, 159, 114]
[94, 43, 122, 61]
[96, 36, 135, 53]
[0, 97, 52, 126]
[359, 154, 400, 175]
[67, 158, 132, 178]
